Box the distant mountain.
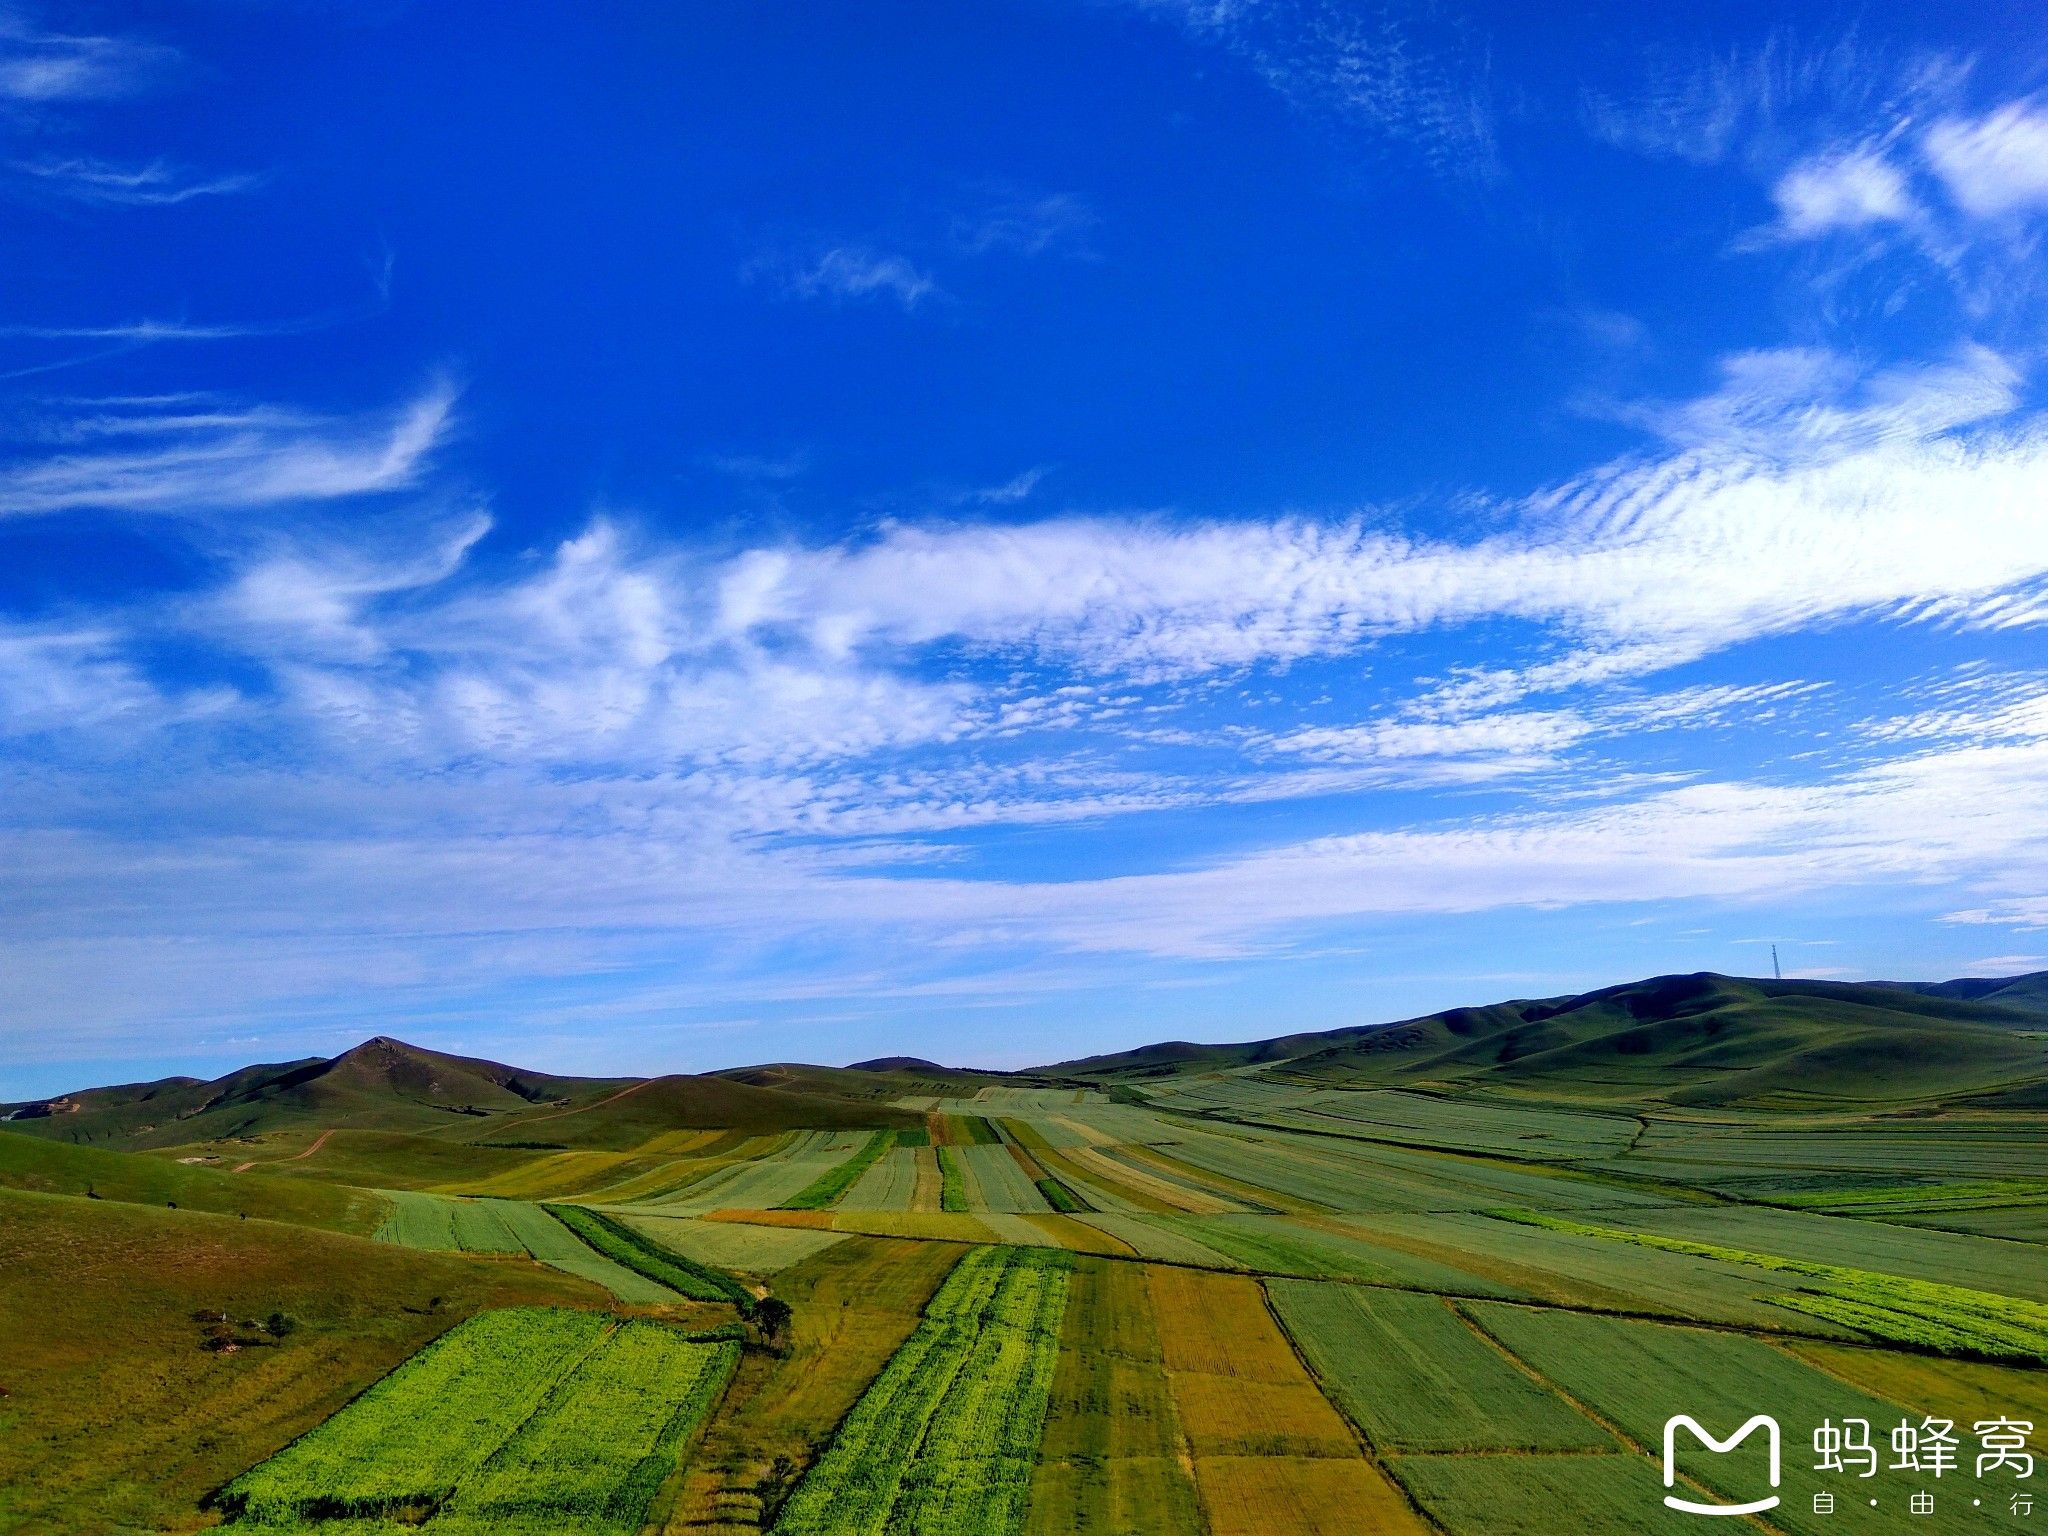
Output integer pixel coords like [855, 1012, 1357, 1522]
[1039, 971, 2048, 1110]
[2, 1036, 913, 1150]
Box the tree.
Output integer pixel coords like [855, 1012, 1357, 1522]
[264, 1311, 296, 1339]
[754, 1296, 793, 1347]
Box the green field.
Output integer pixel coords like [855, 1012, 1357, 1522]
[221, 1309, 734, 1533]
[6, 970, 2047, 1534]
[769, 1246, 1072, 1536]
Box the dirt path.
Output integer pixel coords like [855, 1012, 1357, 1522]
[233, 1126, 335, 1173]
[496, 1077, 652, 1130]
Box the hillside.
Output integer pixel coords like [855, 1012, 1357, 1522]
[1042, 971, 2048, 1110]
[1, 1036, 911, 1152]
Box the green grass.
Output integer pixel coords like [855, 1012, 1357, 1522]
[1268, 1282, 1609, 1452]
[546, 1204, 752, 1309]
[1497, 1209, 2048, 1364]
[0, 1129, 380, 1233]
[938, 1147, 969, 1213]
[220, 1307, 613, 1522]
[769, 1245, 1073, 1536]
[780, 1131, 897, 1211]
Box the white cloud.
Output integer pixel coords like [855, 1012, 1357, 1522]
[11, 156, 260, 205]
[0, 384, 454, 516]
[1923, 101, 2048, 218]
[953, 194, 1096, 257]
[1768, 147, 1917, 238]
[1603, 345, 2020, 456]
[1125, 0, 1497, 179]
[756, 246, 939, 310]
[0, 18, 175, 102]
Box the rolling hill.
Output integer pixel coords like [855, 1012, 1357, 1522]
[1040, 971, 2048, 1109]
[1, 1036, 914, 1152]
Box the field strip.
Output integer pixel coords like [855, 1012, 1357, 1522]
[1116, 1139, 1312, 1213]
[220, 1307, 617, 1523]
[1145, 1265, 1433, 1535]
[768, 1245, 1074, 1536]
[1022, 1253, 1203, 1534]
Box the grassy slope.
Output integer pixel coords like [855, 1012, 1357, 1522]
[0, 1187, 602, 1535]
[0, 1129, 383, 1233]
[1049, 971, 2048, 1111]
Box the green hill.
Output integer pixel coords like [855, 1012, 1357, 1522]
[1042, 971, 2048, 1110]
[1, 1036, 913, 1152]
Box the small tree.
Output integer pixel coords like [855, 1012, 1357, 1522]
[754, 1296, 793, 1348]
[265, 1311, 296, 1339]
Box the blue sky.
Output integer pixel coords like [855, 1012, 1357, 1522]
[5, 2, 2048, 1095]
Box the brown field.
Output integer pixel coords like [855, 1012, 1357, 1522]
[1145, 1266, 1429, 1535]
[910, 1145, 943, 1212]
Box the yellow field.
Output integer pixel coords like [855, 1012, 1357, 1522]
[1146, 1266, 1429, 1535]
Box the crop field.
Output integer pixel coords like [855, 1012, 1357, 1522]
[370, 1192, 674, 1303]
[1023, 1255, 1202, 1535]
[951, 1143, 1054, 1213]
[1501, 1209, 2048, 1362]
[840, 1145, 922, 1209]
[1145, 1266, 1428, 1535]
[1390, 1453, 1701, 1536]
[768, 1244, 1072, 1536]
[1461, 1304, 1932, 1536]
[1268, 1282, 1610, 1452]
[546, 1204, 749, 1306]
[12, 982, 2048, 1536]
[618, 1211, 848, 1276]
[222, 1309, 735, 1533]
[221, 1307, 614, 1520]
[634, 1131, 874, 1214]
[779, 1131, 896, 1211]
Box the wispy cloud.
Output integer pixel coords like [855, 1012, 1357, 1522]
[952, 193, 1097, 257]
[0, 16, 176, 103]
[0, 384, 455, 517]
[1125, 0, 1497, 179]
[1765, 146, 1918, 239]
[10, 155, 261, 205]
[751, 245, 940, 310]
[1923, 100, 2048, 218]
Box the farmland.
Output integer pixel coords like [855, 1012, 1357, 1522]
[5, 970, 2047, 1534]
[220, 1308, 736, 1533]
